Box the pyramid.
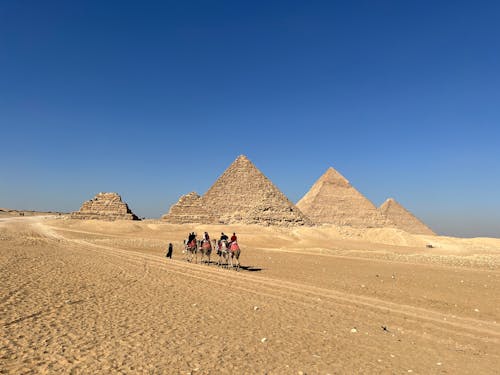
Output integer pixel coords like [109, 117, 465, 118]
[71, 192, 139, 221]
[379, 198, 435, 235]
[161, 192, 215, 224]
[200, 155, 312, 226]
[296, 167, 389, 228]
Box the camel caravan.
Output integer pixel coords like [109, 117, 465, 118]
[183, 231, 241, 270]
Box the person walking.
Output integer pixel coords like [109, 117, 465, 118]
[166, 243, 173, 259]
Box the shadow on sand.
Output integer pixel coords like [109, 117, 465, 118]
[192, 260, 263, 272]
[238, 265, 263, 272]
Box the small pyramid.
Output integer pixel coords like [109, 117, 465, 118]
[201, 155, 312, 226]
[379, 198, 435, 235]
[296, 167, 389, 228]
[162, 192, 215, 224]
[71, 192, 139, 221]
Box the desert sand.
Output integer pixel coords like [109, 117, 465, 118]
[1, 215, 499, 374]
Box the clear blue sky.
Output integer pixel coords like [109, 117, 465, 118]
[1, 1, 499, 237]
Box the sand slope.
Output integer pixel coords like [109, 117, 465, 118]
[1, 216, 499, 374]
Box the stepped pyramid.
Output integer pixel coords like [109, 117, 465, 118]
[379, 198, 435, 235]
[296, 167, 389, 228]
[71, 192, 139, 221]
[161, 192, 214, 224]
[201, 155, 311, 226]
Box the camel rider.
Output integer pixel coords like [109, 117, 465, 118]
[204, 231, 210, 242]
[220, 232, 228, 242]
[188, 232, 196, 245]
[230, 232, 237, 243]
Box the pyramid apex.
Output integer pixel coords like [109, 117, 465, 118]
[320, 167, 350, 186]
[381, 198, 402, 208]
[236, 154, 250, 161]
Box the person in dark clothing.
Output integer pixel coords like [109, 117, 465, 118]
[188, 232, 196, 243]
[204, 231, 210, 242]
[220, 232, 228, 241]
[166, 243, 173, 258]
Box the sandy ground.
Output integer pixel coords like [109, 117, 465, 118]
[1, 216, 499, 374]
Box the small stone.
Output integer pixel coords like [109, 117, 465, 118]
[361, 284, 366, 288]
[407, 370, 413, 373]
[261, 337, 267, 343]
[474, 308, 479, 312]
[350, 328, 357, 333]
[254, 306, 259, 310]
[390, 354, 395, 358]
[436, 362, 442, 366]
[192, 303, 197, 307]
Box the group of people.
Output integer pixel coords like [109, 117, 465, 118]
[166, 231, 239, 259]
[186, 231, 238, 246]
[218, 231, 238, 245]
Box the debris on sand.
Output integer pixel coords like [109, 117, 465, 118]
[350, 328, 357, 333]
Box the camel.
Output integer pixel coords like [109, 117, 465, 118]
[217, 239, 230, 268]
[198, 239, 213, 264]
[184, 239, 198, 263]
[229, 241, 241, 270]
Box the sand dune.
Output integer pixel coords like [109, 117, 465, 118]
[1, 216, 499, 374]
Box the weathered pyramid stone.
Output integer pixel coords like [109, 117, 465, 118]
[296, 167, 389, 228]
[161, 192, 214, 224]
[200, 155, 312, 226]
[379, 198, 435, 235]
[71, 192, 139, 221]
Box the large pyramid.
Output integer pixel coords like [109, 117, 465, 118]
[201, 155, 311, 226]
[379, 198, 435, 235]
[296, 167, 389, 228]
[71, 192, 139, 221]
